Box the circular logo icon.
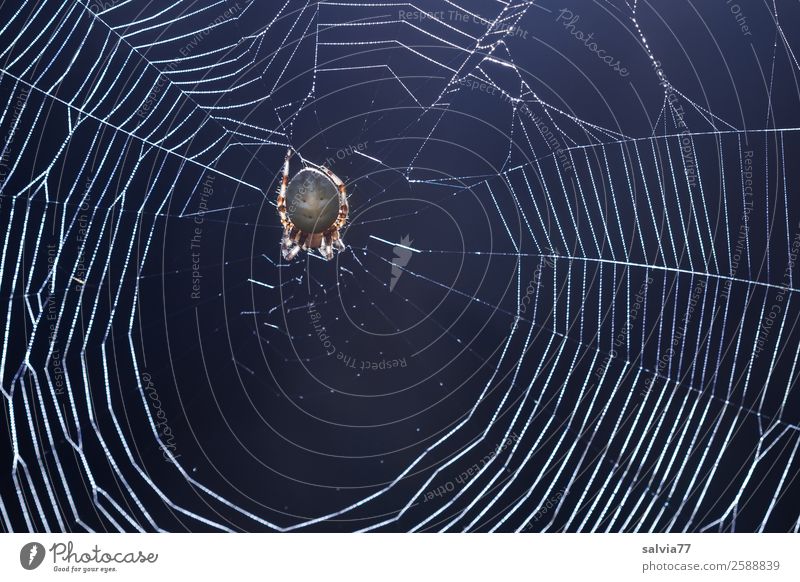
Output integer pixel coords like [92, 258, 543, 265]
[20, 542, 46, 570]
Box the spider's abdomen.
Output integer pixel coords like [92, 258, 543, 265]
[285, 168, 340, 233]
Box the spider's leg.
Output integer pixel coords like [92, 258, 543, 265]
[278, 149, 301, 260]
[321, 166, 345, 192]
[298, 231, 309, 250]
[281, 228, 301, 261]
[277, 148, 292, 228]
[281, 226, 297, 250]
[330, 199, 349, 234]
[321, 167, 349, 227]
[319, 233, 333, 260]
[331, 229, 345, 252]
[318, 168, 349, 247]
[283, 242, 301, 261]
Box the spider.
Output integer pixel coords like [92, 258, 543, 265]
[277, 148, 349, 261]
